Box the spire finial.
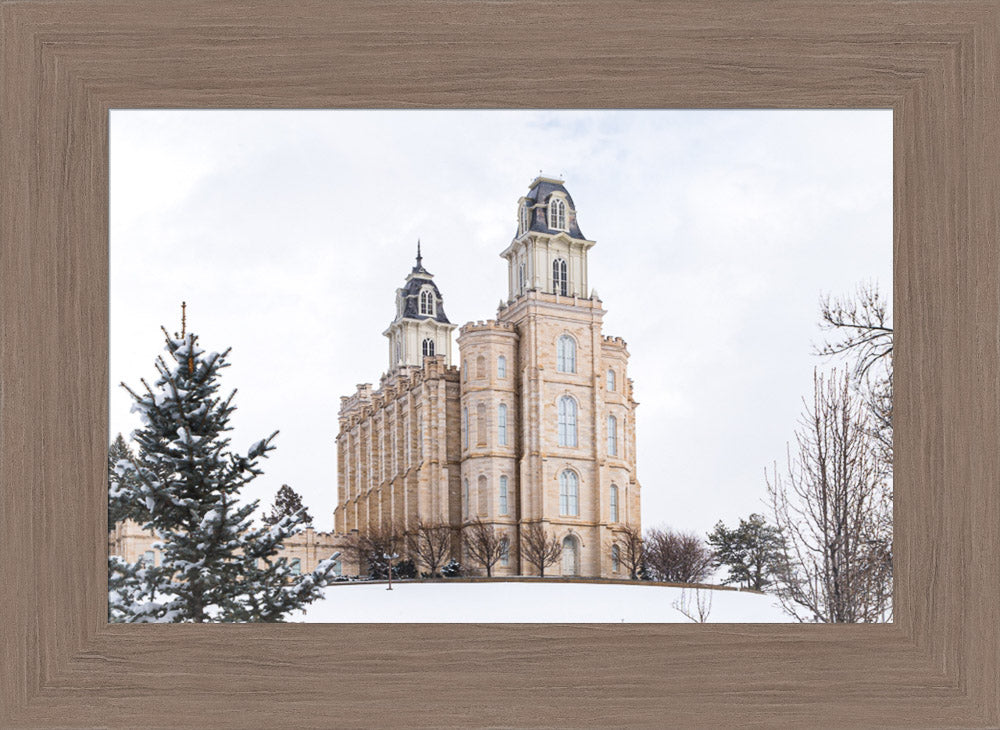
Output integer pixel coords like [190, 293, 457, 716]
[416, 239, 423, 268]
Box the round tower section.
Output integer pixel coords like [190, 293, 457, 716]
[457, 320, 520, 573]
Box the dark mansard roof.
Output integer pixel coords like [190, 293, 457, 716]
[397, 246, 451, 324]
[523, 177, 586, 239]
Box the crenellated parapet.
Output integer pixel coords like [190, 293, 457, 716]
[339, 356, 459, 429]
[459, 319, 518, 336]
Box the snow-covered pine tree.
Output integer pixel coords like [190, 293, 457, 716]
[108, 433, 144, 527]
[109, 322, 338, 622]
[263, 484, 314, 527]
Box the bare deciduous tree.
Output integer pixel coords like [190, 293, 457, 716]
[519, 522, 562, 578]
[644, 527, 714, 584]
[817, 282, 892, 379]
[407, 519, 452, 577]
[672, 587, 713, 623]
[817, 282, 893, 475]
[767, 370, 893, 623]
[358, 522, 402, 579]
[463, 518, 509, 578]
[614, 525, 645, 580]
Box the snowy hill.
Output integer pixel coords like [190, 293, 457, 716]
[291, 580, 790, 623]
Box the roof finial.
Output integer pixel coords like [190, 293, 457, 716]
[416, 239, 423, 268]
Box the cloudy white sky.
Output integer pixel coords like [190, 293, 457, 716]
[110, 109, 891, 539]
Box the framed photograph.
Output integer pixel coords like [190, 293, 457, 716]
[3, 2, 998, 726]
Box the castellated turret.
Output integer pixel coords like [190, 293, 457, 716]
[457, 320, 520, 566]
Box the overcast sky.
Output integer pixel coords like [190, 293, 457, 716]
[110, 109, 891, 539]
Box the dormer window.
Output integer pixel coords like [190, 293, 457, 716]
[419, 289, 435, 316]
[519, 202, 530, 235]
[549, 197, 567, 231]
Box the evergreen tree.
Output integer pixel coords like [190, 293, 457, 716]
[108, 433, 145, 527]
[263, 484, 313, 527]
[707, 513, 786, 591]
[108, 323, 339, 622]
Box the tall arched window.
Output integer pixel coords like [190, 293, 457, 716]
[419, 289, 435, 315]
[464, 479, 470, 517]
[394, 337, 402, 364]
[552, 257, 568, 295]
[463, 360, 468, 381]
[462, 407, 468, 449]
[422, 338, 435, 357]
[562, 534, 579, 574]
[556, 335, 576, 373]
[607, 415, 618, 456]
[519, 202, 529, 234]
[610, 484, 619, 523]
[559, 470, 579, 516]
[500, 535, 510, 567]
[518, 262, 526, 292]
[497, 355, 507, 379]
[476, 402, 487, 445]
[557, 396, 578, 447]
[498, 403, 508, 446]
[607, 368, 616, 392]
[611, 544, 621, 572]
[549, 197, 567, 231]
[476, 354, 486, 379]
[478, 474, 488, 516]
[499, 475, 509, 515]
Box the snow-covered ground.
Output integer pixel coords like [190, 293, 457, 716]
[291, 580, 790, 623]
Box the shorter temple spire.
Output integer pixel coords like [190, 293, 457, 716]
[416, 239, 423, 268]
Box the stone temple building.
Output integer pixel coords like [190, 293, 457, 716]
[333, 176, 641, 578]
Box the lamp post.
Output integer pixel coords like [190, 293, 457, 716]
[385, 552, 399, 590]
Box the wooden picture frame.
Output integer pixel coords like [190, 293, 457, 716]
[2, 2, 997, 726]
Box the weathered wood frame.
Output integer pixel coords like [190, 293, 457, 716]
[2, 2, 998, 726]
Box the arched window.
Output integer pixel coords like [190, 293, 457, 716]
[419, 289, 435, 315]
[464, 479, 470, 517]
[395, 337, 402, 364]
[611, 544, 621, 572]
[518, 262, 526, 292]
[289, 558, 301, 576]
[422, 338, 435, 357]
[478, 474, 488, 516]
[498, 403, 508, 446]
[142, 550, 155, 566]
[476, 354, 486, 379]
[476, 402, 487, 446]
[499, 475, 509, 515]
[463, 360, 468, 381]
[500, 535, 511, 567]
[552, 257, 568, 296]
[519, 202, 529, 234]
[497, 355, 507, 379]
[462, 407, 468, 449]
[559, 470, 579, 516]
[562, 534, 579, 575]
[610, 484, 619, 523]
[557, 396, 578, 447]
[607, 415, 618, 456]
[549, 197, 567, 231]
[556, 335, 576, 373]
[607, 368, 616, 392]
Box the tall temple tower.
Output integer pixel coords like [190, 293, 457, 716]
[458, 176, 641, 577]
[382, 242, 457, 373]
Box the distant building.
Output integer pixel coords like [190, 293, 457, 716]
[109, 520, 360, 578]
[334, 177, 641, 578]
